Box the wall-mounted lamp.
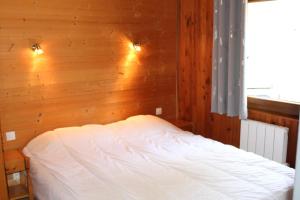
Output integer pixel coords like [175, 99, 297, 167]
[132, 43, 141, 52]
[32, 43, 44, 55]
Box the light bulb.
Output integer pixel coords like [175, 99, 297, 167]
[133, 43, 141, 52]
[32, 43, 44, 55]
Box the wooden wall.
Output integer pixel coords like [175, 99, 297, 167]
[0, 126, 8, 200]
[178, 0, 299, 167]
[0, 0, 178, 150]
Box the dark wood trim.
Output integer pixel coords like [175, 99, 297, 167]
[248, 97, 300, 119]
[0, 121, 8, 200]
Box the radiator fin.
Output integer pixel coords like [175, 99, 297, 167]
[240, 120, 288, 164]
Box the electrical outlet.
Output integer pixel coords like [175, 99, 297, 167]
[13, 173, 20, 183]
[155, 107, 162, 115]
[6, 131, 16, 141]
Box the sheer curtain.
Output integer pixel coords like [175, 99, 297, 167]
[211, 0, 247, 119]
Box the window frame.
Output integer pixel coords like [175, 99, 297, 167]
[248, 97, 300, 119]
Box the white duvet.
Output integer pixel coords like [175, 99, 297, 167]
[23, 115, 295, 200]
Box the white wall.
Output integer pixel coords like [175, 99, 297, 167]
[293, 111, 300, 199]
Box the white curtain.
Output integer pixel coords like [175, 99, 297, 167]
[211, 0, 247, 119]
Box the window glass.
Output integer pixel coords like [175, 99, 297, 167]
[246, 0, 300, 103]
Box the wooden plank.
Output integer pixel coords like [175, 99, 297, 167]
[0, 122, 9, 200]
[178, 0, 196, 122]
[178, 0, 216, 139]
[248, 96, 300, 119]
[195, 0, 214, 138]
[4, 150, 25, 175]
[8, 184, 29, 200]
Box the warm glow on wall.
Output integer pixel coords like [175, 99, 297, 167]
[124, 41, 142, 68]
[125, 44, 137, 66]
[114, 37, 143, 92]
[29, 43, 49, 72]
[31, 55, 44, 72]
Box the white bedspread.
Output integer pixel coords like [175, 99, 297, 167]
[23, 115, 295, 200]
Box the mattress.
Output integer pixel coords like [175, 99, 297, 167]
[23, 115, 295, 200]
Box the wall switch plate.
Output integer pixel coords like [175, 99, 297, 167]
[156, 107, 162, 115]
[6, 131, 16, 141]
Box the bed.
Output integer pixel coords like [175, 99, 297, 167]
[23, 115, 295, 200]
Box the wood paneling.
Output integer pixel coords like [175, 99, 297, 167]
[178, 0, 299, 167]
[179, 0, 229, 141]
[178, 0, 214, 138]
[0, 0, 178, 150]
[248, 97, 300, 119]
[178, 0, 196, 122]
[0, 124, 8, 200]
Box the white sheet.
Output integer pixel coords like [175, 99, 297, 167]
[23, 115, 295, 200]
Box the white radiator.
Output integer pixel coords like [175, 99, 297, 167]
[240, 119, 289, 164]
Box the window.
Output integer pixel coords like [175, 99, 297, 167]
[246, 0, 300, 103]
